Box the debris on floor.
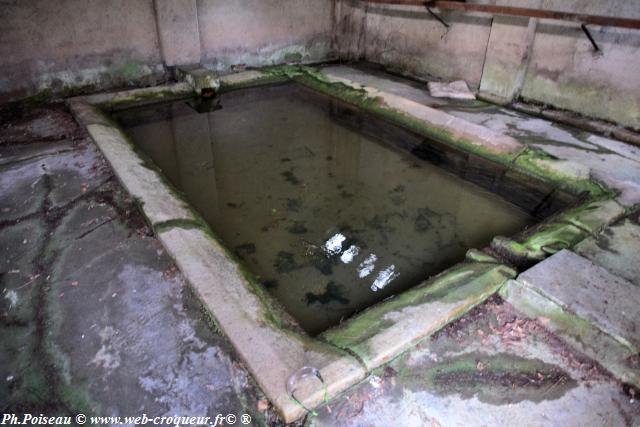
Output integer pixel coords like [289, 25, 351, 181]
[428, 80, 476, 100]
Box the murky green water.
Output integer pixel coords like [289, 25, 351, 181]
[114, 84, 537, 335]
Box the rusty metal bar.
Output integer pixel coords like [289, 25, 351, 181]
[581, 24, 600, 52]
[362, 0, 640, 29]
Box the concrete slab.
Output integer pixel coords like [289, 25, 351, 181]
[66, 99, 114, 127]
[0, 139, 111, 220]
[312, 297, 639, 427]
[502, 278, 640, 388]
[49, 210, 252, 418]
[1, 114, 267, 421]
[0, 219, 45, 398]
[479, 13, 539, 100]
[321, 262, 516, 370]
[575, 218, 640, 287]
[0, 156, 48, 222]
[517, 250, 639, 352]
[0, 141, 76, 167]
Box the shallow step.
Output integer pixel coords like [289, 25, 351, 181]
[574, 216, 640, 287]
[502, 249, 640, 386]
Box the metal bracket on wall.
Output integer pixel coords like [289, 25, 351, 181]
[425, 5, 449, 28]
[581, 24, 600, 52]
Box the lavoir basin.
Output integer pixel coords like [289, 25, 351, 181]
[70, 70, 595, 421]
[112, 83, 568, 335]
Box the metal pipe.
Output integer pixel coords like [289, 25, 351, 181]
[361, 0, 640, 29]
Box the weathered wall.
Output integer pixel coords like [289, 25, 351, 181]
[0, 0, 165, 103]
[338, 0, 640, 129]
[197, 0, 336, 70]
[518, 0, 640, 129]
[0, 0, 336, 103]
[335, 0, 493, 87]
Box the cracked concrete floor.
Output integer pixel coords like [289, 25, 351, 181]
[0, 105, 279, 425]
[1, 103, 639, 427]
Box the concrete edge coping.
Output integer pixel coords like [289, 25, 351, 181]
[500, 279, 640, 387]
[70, 82, 195, 110]
[489, 197, 627, 264]
[80, 119, 196, 227]
[322, 262, 516, 370]
[557, 198, 627, 233]
[316, 70, 525, 160]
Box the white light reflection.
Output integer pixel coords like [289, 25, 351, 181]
[340, 245, 360, 264]
[357, 254, 377, 278]
[370, 265, 399, 292]
[324, 233, 346, 256]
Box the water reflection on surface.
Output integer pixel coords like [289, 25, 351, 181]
[114, 84, 535, 335]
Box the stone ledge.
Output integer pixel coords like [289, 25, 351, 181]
[501, 276, 640, 387]
[574, 218, 640, 287]
[84, 123, 196, 226]
[72, 82, 194, 110]
[557, 199, 626, 233]
[321, 262, 516, 370]
[516, 250, 640, 352]
[318, 70, 525, 161]
[219, 70, 290, 90]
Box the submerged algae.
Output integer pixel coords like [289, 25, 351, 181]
[396, 352, 576, 404]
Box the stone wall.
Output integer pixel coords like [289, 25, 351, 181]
[0, 0, 335, 103]
[3, 0, 638, 129]
[337, 0, 640, 129]
[196, 0, 335, 71]
[0, 0, 165, 103]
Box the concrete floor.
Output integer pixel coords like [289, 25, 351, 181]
[0, 106, 276, 425]
[1, 68, 639, 426]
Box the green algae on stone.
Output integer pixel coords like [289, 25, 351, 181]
[557, 199, 626, 233]
[513, 147, 611, 198]
[321, 262, 516, 353]
[218, 70, 290, 92]
[465, 249, 500, 264]
[492, 222, 588, 263]
[114, 61, 146, 82]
